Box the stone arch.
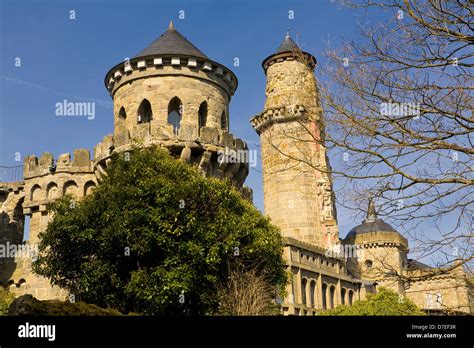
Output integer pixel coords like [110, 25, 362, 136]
[63, 180, 78, 198]
[8, 195, 25, 244]
[137, 99, 152, 124]
[329, 285, 335, 309]
[118, 106, 127, 119]
[0, 191, 25, 280]
[322, 283, 327, 310]
[168, 97, 182, 136]
[46, 182, 59, 200]
[348, 290, 354, 305]
[309, 280, 316, 308]
[301, 278, 307, 306]
[30, 184, 42, 201]
[341, 288, 346, 305]
[84, 181, 96, 196]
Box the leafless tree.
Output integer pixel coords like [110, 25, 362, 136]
[216, 264, 281, 316]
[263, 0, 473, 278]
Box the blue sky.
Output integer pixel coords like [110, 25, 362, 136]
[0, 0, 422, 249]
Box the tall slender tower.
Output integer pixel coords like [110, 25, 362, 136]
[251, 33, 338, 248]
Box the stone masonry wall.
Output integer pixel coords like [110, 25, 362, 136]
[256, 57, 338, 247]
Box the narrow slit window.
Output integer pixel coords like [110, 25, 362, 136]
[221, 110, 227, 131]
[198, 101, 208, 132]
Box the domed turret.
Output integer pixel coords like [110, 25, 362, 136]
[344, 198, 408, 293]
[346, 198, 400, 237]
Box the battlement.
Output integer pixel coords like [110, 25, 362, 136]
[105, 55, 237, 99]
[344, 231, 409, 251]
[93, 127, 250, 190]
[250, 105, 306, 134]
[95, 126, 249, 161]
[24, 149, 94, 179]
[262, 50, 317, 73]
[93, 135, 115, 162]
[0, 181, 24, 193]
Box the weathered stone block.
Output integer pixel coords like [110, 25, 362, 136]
[178, 124, 196, 142]
[56, 153, 71, 169]
[199, 127, 219, 144]
[114, 129, 129, 147]
[180, 147, 192, 163]
[38, 153, 53, 170]
[72, 149, 90, 167]
[220, 132, 234, 148]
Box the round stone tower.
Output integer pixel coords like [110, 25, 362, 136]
[101, 21, 249, 190]
[343, 200, 409, 294]
[251, 33, 337, 247]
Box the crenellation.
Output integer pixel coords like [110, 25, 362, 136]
[71, 149, 92, 170]
[56, 153, 71, 169]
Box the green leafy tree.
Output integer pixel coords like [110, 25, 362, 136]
[33, 147, 287, 315]
[320, 287, 425, 316]
[0, 287, 15, 315]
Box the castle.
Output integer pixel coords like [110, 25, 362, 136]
[0, 22, 472, 314]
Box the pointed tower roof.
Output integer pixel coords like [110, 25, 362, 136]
[276, 32, 300, 53]
[134, 21, 208, 59]
[261, 31, 316, 73]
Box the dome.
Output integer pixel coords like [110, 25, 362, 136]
[134, 21, 208, 59]
[346, 218, 399, 237]
[345, 198, 402, 238]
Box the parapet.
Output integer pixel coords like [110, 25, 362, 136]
[105, 55, 237, 99]
[251, 105, 307, 134]
[344, 231, 409, 251]
[94, 135, 115, 162]
[23, 149, 94, 179]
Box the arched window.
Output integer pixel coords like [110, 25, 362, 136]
[221, 110, 227, 131]
[137, 99, 152, 124]
[348, 290, 354, 305]
[198, 101, 207, 132]
[341, 288, 346, 305]
[47, 182, 59, 200]
[322, 283, 327, 310]
[168, 97, 182, 136]
[63, 181, 78, 198]
[301, 278, 307, 306]
[31, 184, 42, 201]
[118, 106, 127, 119]
[84, 181, 97, 196]
[329, 285, 335, 309]
[309, 280, 316, 308]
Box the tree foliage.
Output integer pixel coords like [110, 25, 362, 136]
[0, 287, 15, 315]
[33, 147, 287, 315]
[320, 287, 425, 316]
[8, 294, 123, 316]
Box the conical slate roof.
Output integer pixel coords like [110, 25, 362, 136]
[134, 21, 208, 59]
[276, 33, 300, 53]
